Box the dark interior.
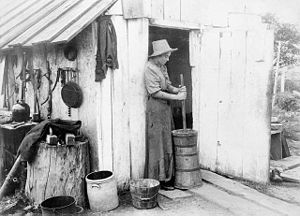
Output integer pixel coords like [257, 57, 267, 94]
[87, 170, 112, 180]
[149, 26, 192, 129]
[41, 196, 75, 208]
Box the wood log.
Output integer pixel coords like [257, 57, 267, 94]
[25, 140, 90, 207]
[292, 90, 300, 99]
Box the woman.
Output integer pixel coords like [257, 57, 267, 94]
[144, 39, 186, 190]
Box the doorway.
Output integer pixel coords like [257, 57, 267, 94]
[149, 26, 192, 129]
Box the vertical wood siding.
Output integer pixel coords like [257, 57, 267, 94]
[96, 17, 148, 187]
[110, 16, 131, 187]
[18, 16, 148, 188]
[163, 0, 181, 20]
[29, 25, 100, 169]
[197, 26, 274, 183]
[198, 29, 220, 171]
[181, 0, 209, 24]
[150, 0, 164, 19]
[121, 0, 251, 26]
[0, 57, 6, 108]
[189, 30, 202, 153]
[2, 7, 274, 186]
[127, 18, 148, 179]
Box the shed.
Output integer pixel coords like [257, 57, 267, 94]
[0, 0, 274, 187]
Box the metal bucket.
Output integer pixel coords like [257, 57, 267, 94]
[172, 129, 202, 189]
[40, 196, 82, 216]
[129, 179, 160, 209]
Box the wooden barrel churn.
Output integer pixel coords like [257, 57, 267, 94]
[172, 129, 202, 189]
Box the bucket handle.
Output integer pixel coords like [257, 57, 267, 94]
[91, 184, 101, 188]
[133, 193, 157, 201]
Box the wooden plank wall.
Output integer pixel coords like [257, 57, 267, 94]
[181, 0, 209, 24]
[96, 16, 148, 187]
[198, 26, 274, 183]
[127, 18, 148, 179]
[123, 0, 205, 22]
[11, 13, 148, 188]
[0, 57, 5, 108]
[122, 0, 245, 26]
[217, 30, 245, 177]
[198, 28, 220, 171]
[189, 30, 202, 152]
[28, 25, 99, 170]
[109, 16, 130, 187]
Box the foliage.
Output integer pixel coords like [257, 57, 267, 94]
[262, 13, 300, 66]
[275, 92, 299, 111]
[284, 79, 300, 92]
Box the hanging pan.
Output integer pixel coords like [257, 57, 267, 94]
[61, 81, 83, 108]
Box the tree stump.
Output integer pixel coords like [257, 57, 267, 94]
[25, 140, 90, 207]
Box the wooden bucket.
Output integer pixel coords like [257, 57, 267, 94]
[129, 179, 160, 209]
[172, 129, 202, 189]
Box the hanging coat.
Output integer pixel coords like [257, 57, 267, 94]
[95, 16, 119, 81]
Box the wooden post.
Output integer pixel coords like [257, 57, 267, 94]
[280, 68, 286, 93]
[272, 41, 282, 108]
[25, 141, 90, 207]
[180, 74, 187, 129]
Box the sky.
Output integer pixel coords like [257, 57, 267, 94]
[244, 0, 300, 25]
[201, 0, 299, 28]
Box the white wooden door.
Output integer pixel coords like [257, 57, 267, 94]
[191, 26, 274, 183]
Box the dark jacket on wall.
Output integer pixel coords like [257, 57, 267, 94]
[17, 119, 81, 163]
[95, 16, 119, 81]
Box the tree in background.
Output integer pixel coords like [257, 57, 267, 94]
[262, 13, 300, 67]
[263, 13, 300, 107]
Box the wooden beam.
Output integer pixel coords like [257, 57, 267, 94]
[127, 18, 148, 179]
[163, 0, 181, 20]
[122, 0, 150, 19]
[110, 16, 131, 189]
[200, 170, 300, 216]
[151, 0, 164, 19]
[272, 41, 282, 108]
[149, 18, 202, 30]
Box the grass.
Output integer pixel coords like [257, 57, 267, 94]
[237, 179, 271, 194]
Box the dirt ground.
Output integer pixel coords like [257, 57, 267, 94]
[0, 190, 234, 216]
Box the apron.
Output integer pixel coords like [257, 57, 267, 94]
[145, 97, 174, 182]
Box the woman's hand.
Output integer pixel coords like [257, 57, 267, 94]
[178, 86, 186, 93]
[176, 91, 187, 100]
[152, 86, 186, 101]
[176, 85, 186, 100]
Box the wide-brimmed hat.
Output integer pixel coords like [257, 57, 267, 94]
[149, 39, 178, 57]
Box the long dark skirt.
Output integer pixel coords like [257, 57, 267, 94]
[145, 97, 174, 182]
